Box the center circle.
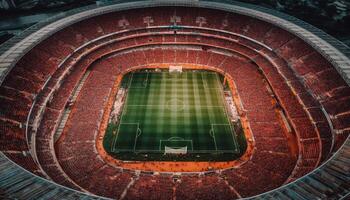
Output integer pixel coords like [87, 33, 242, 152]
[166, 99, 184, 112]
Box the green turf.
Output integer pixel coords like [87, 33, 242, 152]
[104, 70, 243, 161]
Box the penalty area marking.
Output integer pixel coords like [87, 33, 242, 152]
[111, 122, 140, 152]
[211, 124, 240, 153]
[129, 72, 149, 89]
[200, 72, 222, 89]
[209, 125, 218, 151]
[133, 126, 142, 152]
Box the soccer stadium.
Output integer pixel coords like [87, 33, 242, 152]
[0, 0, 349, 199]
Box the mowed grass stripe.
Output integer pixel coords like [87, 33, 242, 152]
[170, 73, 178, 137]
[191, 72, 212, 151]
[157, 73, 167, 150]
[213, 73, 237, 151]
[182, 72, 192, 140]
[200, 73, 218, 150]
[138, 72, 153, 150]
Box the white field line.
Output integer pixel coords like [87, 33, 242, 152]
[215, 73, 240, 153]
[133, 124, 141, 152]
[159, 139, 193, 151]
[210, 125, 218, 151]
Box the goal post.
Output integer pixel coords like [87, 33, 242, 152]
[164, 146, 188, 154]
[160, 137, 193, 154]
[169, 65, 182, 73]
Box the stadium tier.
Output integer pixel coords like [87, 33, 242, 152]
[0, 1, 349, 200]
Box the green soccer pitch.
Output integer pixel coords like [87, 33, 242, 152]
[103, 70, 245, 161]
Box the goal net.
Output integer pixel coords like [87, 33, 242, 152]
[169, 65, 182, 73]
[164, 146, 187, 154]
